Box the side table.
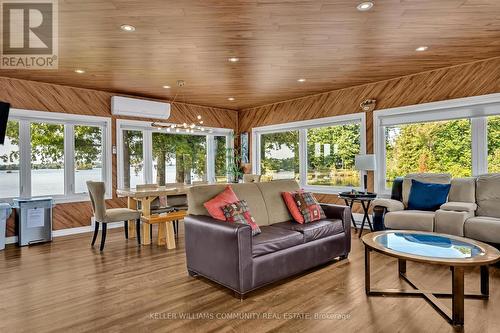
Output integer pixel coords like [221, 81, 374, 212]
[338, 192, 376, 238]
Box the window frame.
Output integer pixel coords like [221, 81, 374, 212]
[3, 109, 112, 203]
[373, 93, 500, 195]
[116, 119, 233, 189]
[252, 113, 367, 194]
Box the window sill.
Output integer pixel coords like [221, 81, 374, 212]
[0, 194, 112, 205]
[301, 185, 363, 195]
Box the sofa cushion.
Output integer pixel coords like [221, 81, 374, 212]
[188, 183, 269, 226]
[476, 173, 500, 218]
[402, 173, 451, 207]
[407, 180, 451, 211]
[384, 210, 435, 232]
[256, 180, 300, 224]
[464, 216, 500, 244]
[448, 177, 476, 203]
[252, 226, 303, 257]
[272, 219, 344, 242]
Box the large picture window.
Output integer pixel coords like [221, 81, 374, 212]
[307, 124, 360, 187]
[260, 131, 299, 181]
[385, 119, 472, 188]
[214, 135, 228, 183]
[374, 94, 500, 193]
[0, 121, 20, 198]
[0, 109, 111, 202]
[252, 113, 366, 193]
[117, 120, 233, 188]
[152, 132, 207, 185]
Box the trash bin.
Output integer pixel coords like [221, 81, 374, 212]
[13, 197, 53, 246]
[0, 202, 11, 251]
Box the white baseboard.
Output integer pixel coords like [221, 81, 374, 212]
[5, 221, 125, 245]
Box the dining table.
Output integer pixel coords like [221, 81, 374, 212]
[116, 184, 196, 246]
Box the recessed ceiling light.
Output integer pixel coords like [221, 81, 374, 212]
[120, 24, 136, 32]
[75, 69, 85, 74]
[416, 46, 429, 52]
[228, 97, 235, 101]
[162, 85, 171, 89]
[357, 2, 374, 11]
[297, 78, 306, 82]
[228, 57, 239, 63]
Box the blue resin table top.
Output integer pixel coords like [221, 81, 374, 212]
[374, 232, 483, 259]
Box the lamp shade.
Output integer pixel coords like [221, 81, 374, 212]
[355, 154, 376, 171]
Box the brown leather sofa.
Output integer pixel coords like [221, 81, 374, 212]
[184, 180, 351, 297]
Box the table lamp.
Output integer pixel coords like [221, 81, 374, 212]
[355, 154, 376, 193]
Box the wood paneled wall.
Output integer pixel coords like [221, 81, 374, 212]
[0, 76, 238, 236]
[238, 57, 500, 210]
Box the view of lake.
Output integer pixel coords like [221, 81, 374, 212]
[0, 168, 103, 198]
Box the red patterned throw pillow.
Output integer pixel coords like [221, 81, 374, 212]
[293, 191, 326, 223]
[222, 200, 261, 236]
[282, 190, 305, 224]
[203, 186, 239, 221]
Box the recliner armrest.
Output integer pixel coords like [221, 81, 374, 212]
[372, 198, 405, 212]
[184, 215, 253, 293]
[440, 201, 477, 213]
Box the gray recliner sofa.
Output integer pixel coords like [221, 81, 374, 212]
[184, 180, 351, 297]
[373, 173, 500, 245]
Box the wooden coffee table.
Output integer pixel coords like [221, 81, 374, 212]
[362, 230, 500, 327]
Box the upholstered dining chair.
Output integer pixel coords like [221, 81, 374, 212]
[243, 174, 262, 183]
[86, 181, 141, 251]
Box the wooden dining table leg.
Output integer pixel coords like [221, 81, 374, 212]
[141, 198, 152, 245]
[127, 197, 137, 239]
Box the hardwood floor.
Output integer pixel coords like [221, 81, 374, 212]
[1, 226, 499, 333]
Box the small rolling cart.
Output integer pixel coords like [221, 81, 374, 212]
[13, 197, 53, 246]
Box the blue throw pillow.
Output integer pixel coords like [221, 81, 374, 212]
[407, 179, 451, 211]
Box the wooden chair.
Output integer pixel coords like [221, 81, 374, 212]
[243, 174, 262, 183]
[87, 181, 141, 251]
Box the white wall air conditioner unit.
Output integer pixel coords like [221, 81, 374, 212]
[111, 96, 171, 120]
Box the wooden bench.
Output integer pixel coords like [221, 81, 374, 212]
[140, 210, 187, 249]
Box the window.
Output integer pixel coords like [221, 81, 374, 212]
[488, 115, 500, 173]
[117, 119, 233, 188]
[122, 130, 143, 188]
[374, 94, 500, 193]
[385, 119, 472, 188]
[307, 124, 361, 187]
[252, 113, 366, 193]
[260, 131, 299, 181]
[74, 125, 103, 193]
[214, 135, 228, 183]
[0, 121, 20, 198]
[152, 132, 207, 185]
[0, 109, 111, 202]
[31, 122, 65, 197]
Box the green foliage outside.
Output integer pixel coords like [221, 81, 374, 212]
[385, 119, 472, 188]
[260, 131, 299, 181]
[259, 126, 360, 186]
[152, 132, 207, 186]
[0, 121, 101, 170]
[307, 124, 360, 186]
[488, 116, 500, 172]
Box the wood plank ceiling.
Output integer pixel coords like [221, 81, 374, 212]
[1, 0, 499, 110]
